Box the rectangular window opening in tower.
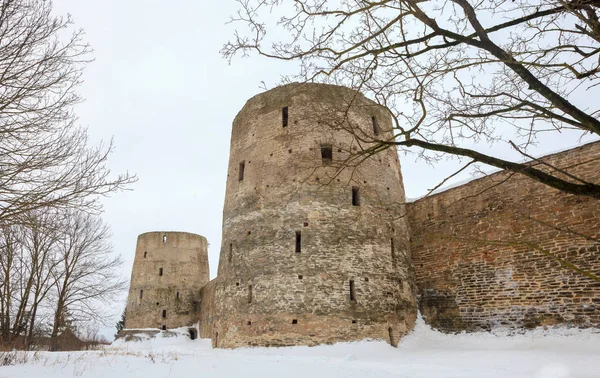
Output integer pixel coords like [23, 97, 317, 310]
[140, 290, 143, 299]
[248, 285, 253, 303]
[295, 231, 301, 253]
[176, 291, 180, 299]
[228, 243, 233, 264]
[159, 268, 163, 276]
[321, 144, 332, 164]
[162, 309, 166, 318]
[349, 280, 356, 301]
[372, 116, 380, 136]
[144, 251, 147, 258]
[163, 235, 167, 243]
[391, 238, 396, 260]
[282, 106, 289, 127]
[352, 187, 361, 206]
[239, 161, 245, 181]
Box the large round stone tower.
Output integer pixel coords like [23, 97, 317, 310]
[125, 231, 209, 330]
[210, 83, 417, 348]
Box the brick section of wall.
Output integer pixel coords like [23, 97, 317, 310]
[203, 83, 417, 348]
[407, 141, 600, 332]
[125, 232, 209, 330]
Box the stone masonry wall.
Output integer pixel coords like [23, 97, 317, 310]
[408, 141, 600, 332]
[125, 232, 209, 330]
[198, 278, 216, 341]
[205, 83, 417, 348]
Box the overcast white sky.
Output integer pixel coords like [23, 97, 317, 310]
[52, 1, 597, 339]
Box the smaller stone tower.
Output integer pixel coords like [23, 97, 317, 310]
[125, 231, 209, 330]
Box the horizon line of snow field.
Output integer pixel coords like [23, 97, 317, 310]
[2, 315, 599, 378]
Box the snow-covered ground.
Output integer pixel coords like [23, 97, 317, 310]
[2, 317, 599, 378]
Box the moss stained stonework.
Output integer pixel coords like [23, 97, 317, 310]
[124, 83, 599, 347]
[408, 141, 600, 332]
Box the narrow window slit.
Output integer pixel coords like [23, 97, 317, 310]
[372, 116, 380, 136]
[282, 106, 289, 127]
[239, 161, 245, 181]
[228, 243, 233, 264]
[391, 238, 396, 260]
[162, 235, 167, 243]
[162, 310, 167, 318]
[140, 290, 143, 299]
[295, 231, 301, 253]
[176, 291, 180, 299]
[321, 144, 332, 164]
[248, 285, 253, 303]
[352, 187, 361, 206]
[349, 280, 356, 301]
[143, 251, 147, 258]
[159, 268, 163, 276]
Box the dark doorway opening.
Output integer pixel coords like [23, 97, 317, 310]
[188, 328, 197, 340]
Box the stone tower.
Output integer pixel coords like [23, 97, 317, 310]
[125, 231, 209, 330]
[209, 83, 417, 348]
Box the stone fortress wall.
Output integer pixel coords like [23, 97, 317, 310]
[124, 83, 599, 347]
[408, 141, 600, 331]
[200, 82, 417, 348]
[124, 231, 209, 330]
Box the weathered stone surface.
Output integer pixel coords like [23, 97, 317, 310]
[199, 82, 417, 348]
[408, 141, 600, 332]
[124, 83, 599, 348]
[124, 231, 209, 329]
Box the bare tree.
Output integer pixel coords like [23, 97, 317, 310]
[223, 0, 600, 198]
[0, 223, 19, 342]
[19, 211, 61, 346]
[0, 210, 63, 347]
[50, 211, 125, 350]
[0, 0, 135, 225]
